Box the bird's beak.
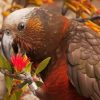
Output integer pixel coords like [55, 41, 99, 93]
[1, 33, 13, 62]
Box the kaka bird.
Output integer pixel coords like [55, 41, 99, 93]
[1, 5, 100, 100]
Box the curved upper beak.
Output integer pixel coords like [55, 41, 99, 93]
[1, 33, 13, 62]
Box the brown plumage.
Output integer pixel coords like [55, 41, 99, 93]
[1, 4, 100, 100]
[11, 6, 69, 63]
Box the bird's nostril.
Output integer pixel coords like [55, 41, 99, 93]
[6, 30, 10, 35]
[4, 29, 11, 35]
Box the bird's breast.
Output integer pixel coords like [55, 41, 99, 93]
[41, 56, 90, 100]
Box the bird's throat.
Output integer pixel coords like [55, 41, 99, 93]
[38, 55, 89, 100]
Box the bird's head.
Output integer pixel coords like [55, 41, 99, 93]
[1, 6, 69, 63]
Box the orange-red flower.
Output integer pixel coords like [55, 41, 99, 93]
[11, 53, 29, 72]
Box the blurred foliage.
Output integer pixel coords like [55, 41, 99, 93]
[2, 0, 54, 17]
[63, 0, 100, 33]
[0, 53, 12, 71]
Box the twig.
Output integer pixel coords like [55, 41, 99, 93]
[0, 69, 27, 80]
[14, 80, 28, 89]
[0, 69, 40, 95]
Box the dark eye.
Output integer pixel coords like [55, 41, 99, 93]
[17, 22, 25, 31]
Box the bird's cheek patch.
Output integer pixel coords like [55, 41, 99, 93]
[26, 18, 44, 34]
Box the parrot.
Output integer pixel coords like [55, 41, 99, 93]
[1, 4, 100, 100]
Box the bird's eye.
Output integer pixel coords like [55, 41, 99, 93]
[17, 22, 25, 31]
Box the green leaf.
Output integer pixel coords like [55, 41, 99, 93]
[36, 81, 43, 87]
[4, 88, 22, 100]
[10, 93, 16, 100]
[3, 94, 7, 100]
[3, 92, 9, 100]
[22, 83, 28, 92]
[5, 76, 13, 94]
[24, 62, 32, 74]
[35, 57, 51, 75]
[0, 53, 12, 71]
[15, 90, 22, 100]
